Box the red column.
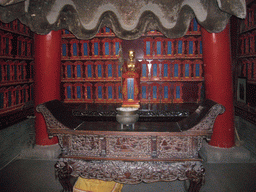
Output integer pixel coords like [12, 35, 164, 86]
[34, 31, 61, 145]
[201, 25, 235, 148]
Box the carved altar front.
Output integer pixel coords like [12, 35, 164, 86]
[55, 131, 206, 191]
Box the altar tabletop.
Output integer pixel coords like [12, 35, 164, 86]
[71, 103, 198, 121]
[55, 103, 208, 135]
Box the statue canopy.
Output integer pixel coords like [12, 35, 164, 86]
[0, 0, 246, 40]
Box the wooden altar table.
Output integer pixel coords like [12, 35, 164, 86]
[36, 99, 225, 192]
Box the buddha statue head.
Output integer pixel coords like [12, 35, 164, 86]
[128, 50, 135, 61]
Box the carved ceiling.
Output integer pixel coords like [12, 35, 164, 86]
[0, 0, 246, 40]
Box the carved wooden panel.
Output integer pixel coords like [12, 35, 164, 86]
[57, 134, 205, 160]
[157, 136, 191, 159]
[70, 135, 101, 156]
[106, 135, 151, 158]
[58, 159, 204, 185]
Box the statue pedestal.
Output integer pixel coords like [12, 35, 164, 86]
[122, 71, 140, 108]
[122, 101, 140, 108]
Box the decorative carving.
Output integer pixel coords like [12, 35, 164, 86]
[186, 167, 205, 192]
[157, 136, 191, 158]
[55, 159, 204, 185]
[55, 161, 73, 192]
[55, 133, 205, 161]
[36, 104, 70, 132]
[70, 135, 101, 156]
[73, 108, 189, 118]
[190, 104, 225, 131]
[106, 136, 151, 158]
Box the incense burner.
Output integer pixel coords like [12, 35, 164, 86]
[116, 107, 139, 129]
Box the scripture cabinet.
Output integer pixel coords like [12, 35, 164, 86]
[61, 19, 204, 104]
[0, 19, 34, 116]
[140, 18, 204, 104]
[61, 27, 122, 103]
[234, 1, 256, 124]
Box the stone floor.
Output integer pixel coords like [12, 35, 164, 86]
[0, 159, 255, 192]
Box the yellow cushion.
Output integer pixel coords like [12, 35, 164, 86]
[73, 177, 123, 192]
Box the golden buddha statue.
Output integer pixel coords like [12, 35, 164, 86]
[127, 50, 136, 72]
[121, 49, 140, 108]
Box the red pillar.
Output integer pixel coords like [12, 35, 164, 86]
[34, 31, 61, 145]
[201, 24, 235, 148]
